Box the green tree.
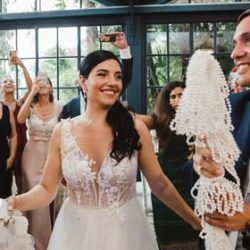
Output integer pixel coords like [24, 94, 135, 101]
[55, 0, 66, 10]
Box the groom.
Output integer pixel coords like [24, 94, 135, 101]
[62, 32, 133, 119]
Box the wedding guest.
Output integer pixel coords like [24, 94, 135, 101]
[17, 73, 62, 250]
[137, 81, 199, 250]
[1, 56, 32, 194]
[185, 9, 250, 250]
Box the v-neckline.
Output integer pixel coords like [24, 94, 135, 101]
[68, 122, 111, 176]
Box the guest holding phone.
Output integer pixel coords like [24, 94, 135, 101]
[1, 54, 32, 194]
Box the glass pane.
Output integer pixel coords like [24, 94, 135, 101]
[0, 30, 16, 59]
[39, 58, 57, 86]
[59, 58, 78, 87]
[100, 25, 122, 34]
[169, 0, 235, 2]
[40, 0, 80, 11]
[59, 88, 79, 103]
[39, 28, 57, 57]
[216, 55, 234, 79]
[17, 29, 35, 58]
[2, 0, 35, 13]
[193, 23, 214, 51]
[147, 56, 168, 87]
[40, 0, 63, 11]
[169, 23, 190, 54]
[146, 24, 167, 55]
[17, 59, 35, 88]
[146, 87, 162, 114]
[216, 22, 236, 53]
[169, 0, 189, 3]
[59, 27, 77, 57]
[100, 25, 122, 55]
[169, 56, 187, 81]
[16, 88, 27, 101]
[63, 0, 80, 9]
[0, 60, 16, 82]
[81, 26, 100, 56]
[190, 0, 235, 2]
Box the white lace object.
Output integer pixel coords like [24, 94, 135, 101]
[170, 50, 244, 250]
[0, 199, 34, 250]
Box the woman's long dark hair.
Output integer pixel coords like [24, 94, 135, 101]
[153, 81, 185, 153]
[79, 50, 141, 163]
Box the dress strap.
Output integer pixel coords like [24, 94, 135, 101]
[60, 118, 72, 157]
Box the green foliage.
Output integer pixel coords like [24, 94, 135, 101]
[39, 46, 78, 101]
[146, 21, 237, 112]
[217, 55, 234, 78]
[1, 0, 10, 12]
[56, 0, 66, 10]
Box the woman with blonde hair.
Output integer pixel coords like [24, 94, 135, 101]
[1, 56, 32, 194]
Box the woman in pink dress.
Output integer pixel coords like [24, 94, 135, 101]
[17, 74, 62, 250]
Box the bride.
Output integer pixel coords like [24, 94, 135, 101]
[7, 50, 200, 250]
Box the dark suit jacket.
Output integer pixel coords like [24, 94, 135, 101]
[182, 89, 250, 190]
[230, 89, 250, 185]
[62, 58, 133, 119]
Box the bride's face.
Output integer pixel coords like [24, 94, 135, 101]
[80, 59, 123, 108]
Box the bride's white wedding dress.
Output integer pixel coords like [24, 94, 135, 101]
[47, 119, 158, 250]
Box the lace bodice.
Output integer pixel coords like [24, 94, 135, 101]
[27, 103, 62, 141]
[61, 119, 138, 210]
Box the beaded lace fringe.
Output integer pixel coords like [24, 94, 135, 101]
[170, 50, 244, 250]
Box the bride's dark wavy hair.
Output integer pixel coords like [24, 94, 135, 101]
[79, 50, 141, 163]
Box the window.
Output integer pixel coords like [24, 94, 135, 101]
[0, 25, 122, 102]
[146, 21, 236, 113]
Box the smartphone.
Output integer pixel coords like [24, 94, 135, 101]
[99, 34, 116, 42]
[8, 50, 17, 65]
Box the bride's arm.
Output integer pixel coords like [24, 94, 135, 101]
[8, 123, 63, 212]
[136, 118, 201, 230]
